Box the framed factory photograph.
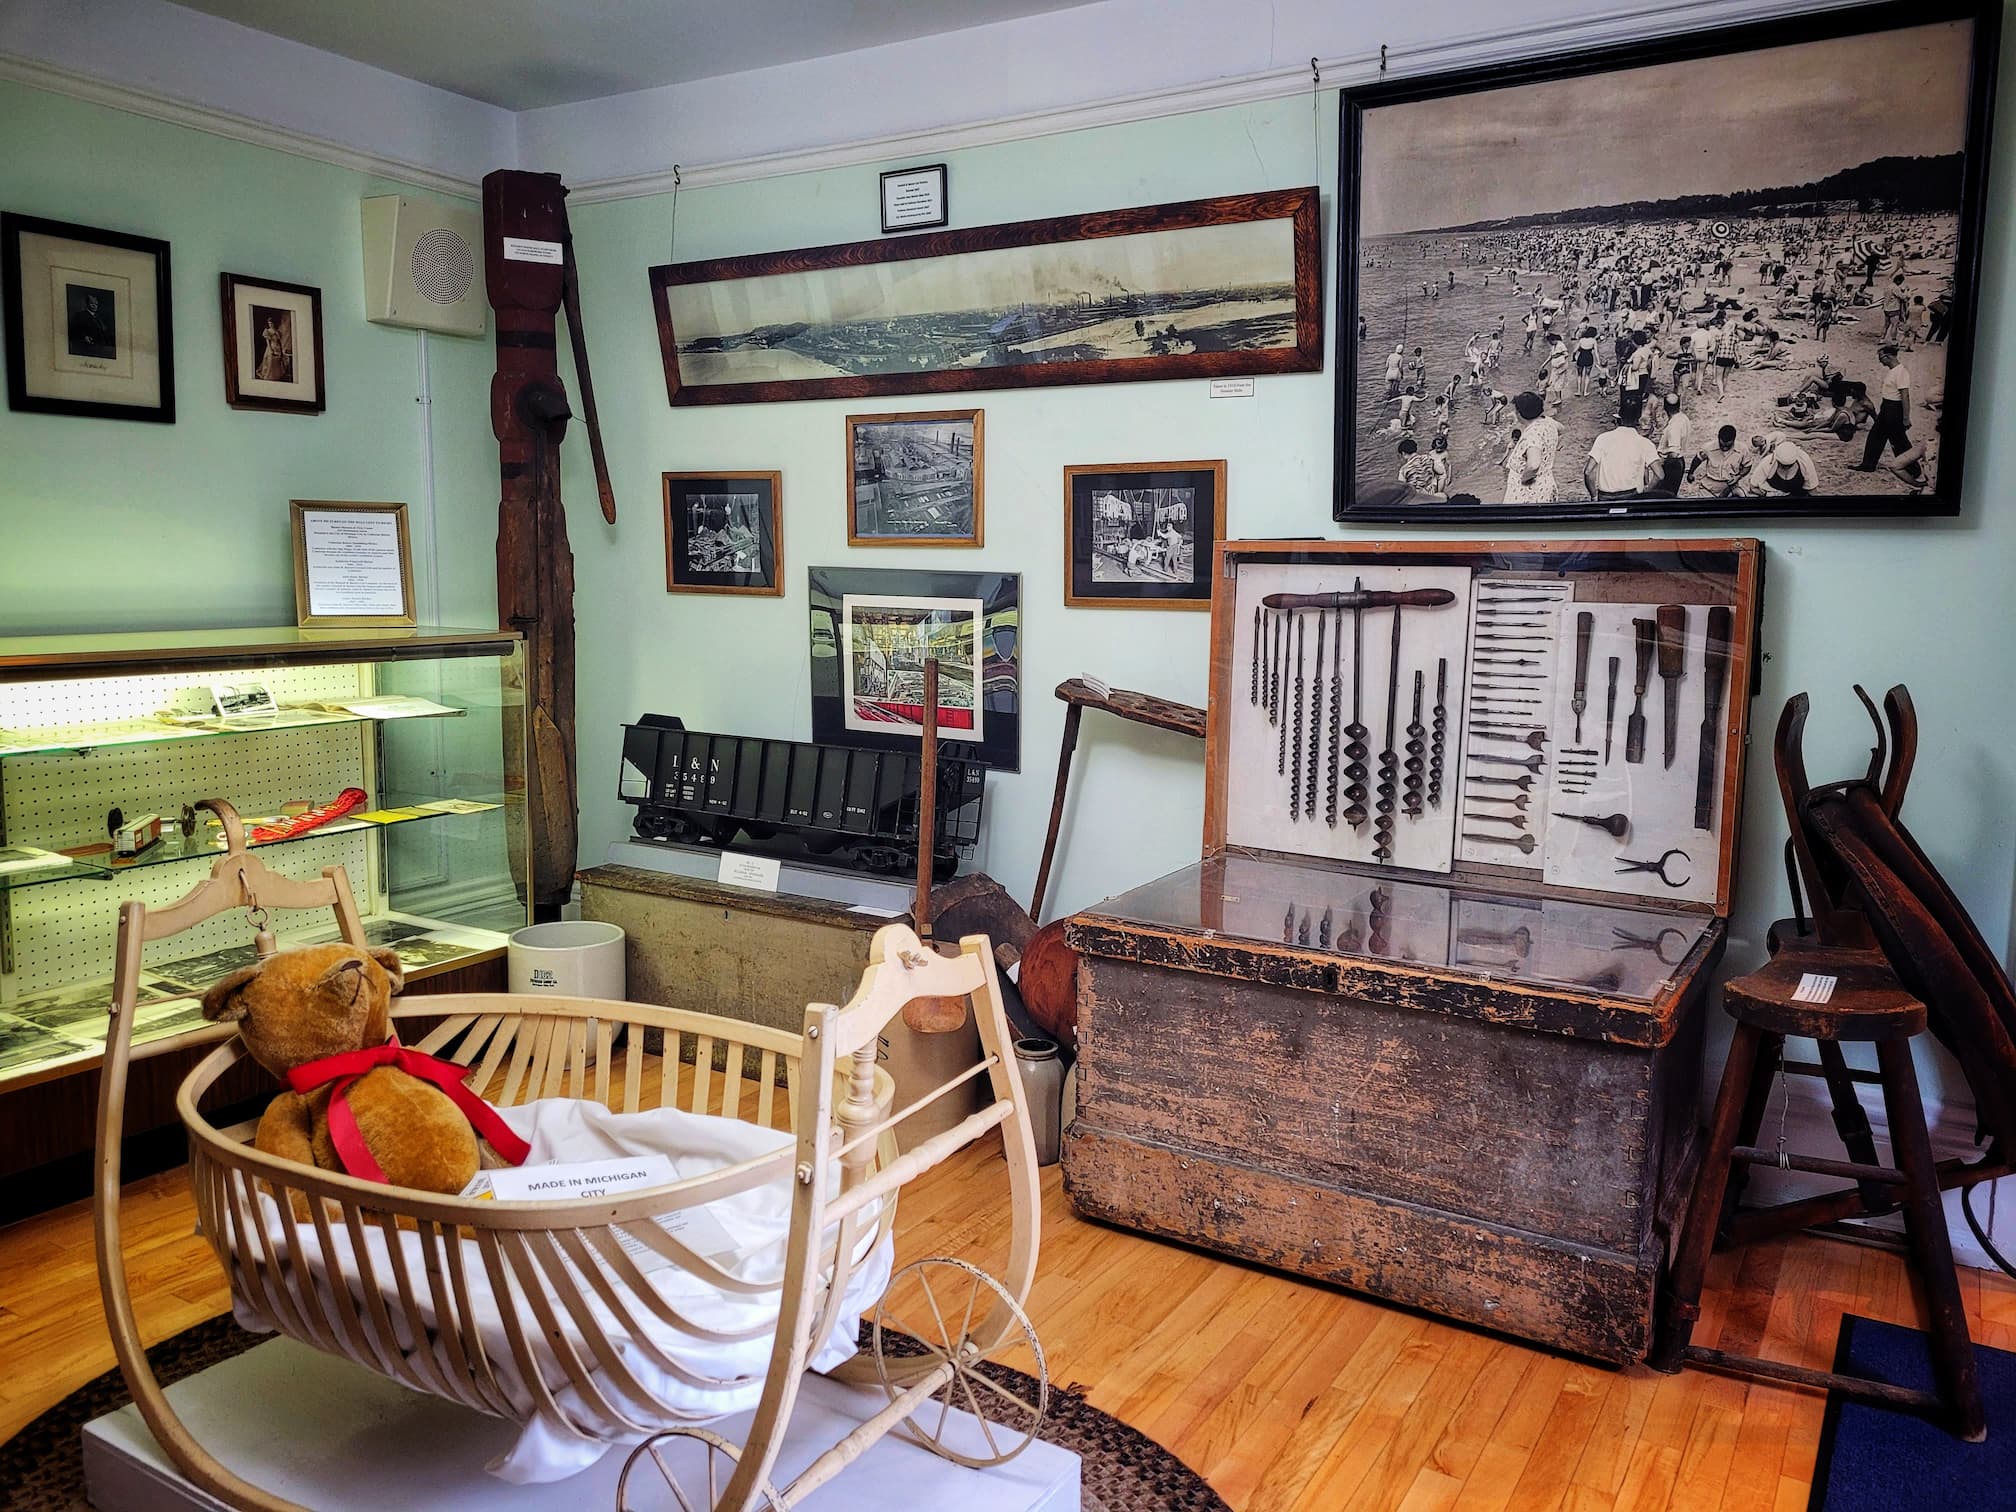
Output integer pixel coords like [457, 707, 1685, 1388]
[289, 499, 417, 627]
[2, 212, 175, 422]
[220, 272, 325, 414]
[808, 566, 1022, 771]
[1064, 459, 1223, 609]
[650, 186, 1321, 405]
[1334, 0, 1999, 523]
[662, 471, 783, 595]
[848, 409, 983, 546]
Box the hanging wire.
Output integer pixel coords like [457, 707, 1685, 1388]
[667, 165, 683, 264]
[1309, 58, 1322, 183]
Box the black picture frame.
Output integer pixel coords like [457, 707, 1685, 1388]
[1064, 459, 1223, 610]
[1333, 0, 1999, 523]
[880, 162, 949, 233]
[808, 566, 1021, 772]
[662, 472, 783, 596]
[3, 212, 176, 423]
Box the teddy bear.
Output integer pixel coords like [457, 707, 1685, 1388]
[201, 942, 517, 1195]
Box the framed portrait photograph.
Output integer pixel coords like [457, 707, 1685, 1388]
[650, 187, 1321, 405]
[1334, 0, 1999, 523]
[662, 471, 782, 595]
[881, 163, 948, 233]
[2, 212, 175, 422]
[290, 500, 417, 628]
[848, 409, 983, 546]
[1064, 459, 1223, 609]
[808, 566, 1021, 771]
[221, 272, 324, 414]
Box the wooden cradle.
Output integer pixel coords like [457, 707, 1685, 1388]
[94, 806, 1043, 1511]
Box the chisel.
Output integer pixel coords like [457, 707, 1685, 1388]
[1625, 617, 1655, 764]
[1603, 655, 1620, 763]
[1656, 603, 1687, 770]
[1694, 605, 1733, 831]
[1572, 611, 1593, 744]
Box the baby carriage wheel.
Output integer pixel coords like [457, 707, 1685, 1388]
[616, 1427, 784, 1512]
[872, 1255, 1049, 1468]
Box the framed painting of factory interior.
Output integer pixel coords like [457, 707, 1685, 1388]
[2, 212, 175, 422]
[1333, 0, 1999, 524]
[220, 272, 325, 414]
[1064, 459, 1223, 609]
[649, 186, 1322, 405]
[808, 566, 1021, 771]
[662, 471, 783, 595]
[847, 409, 983, 546]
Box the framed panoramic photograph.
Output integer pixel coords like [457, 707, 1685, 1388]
[289, 499, 417, 628]
[1334, 0, 1999, 523]
[1064, 459, 1223, 609]
[808, 566, 1021, 771]
[848, 409, 983, 546]
[650, 186, 1321, 405]
[662, 472, 783, 596]
[2, 212, 175, 422]
[220, 272, 324, 414]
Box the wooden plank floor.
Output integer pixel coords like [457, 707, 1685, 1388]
[2, 1144, 2011, 1508]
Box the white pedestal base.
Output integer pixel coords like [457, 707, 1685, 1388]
[83, 1337, 1080, 1511]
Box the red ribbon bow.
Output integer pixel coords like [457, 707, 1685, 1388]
[287, 1038, 530, 1184]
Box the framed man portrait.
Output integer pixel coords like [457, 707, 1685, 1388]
[3, 212, 175, 423]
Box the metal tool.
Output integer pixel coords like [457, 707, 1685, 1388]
[1465, 792, 1531, 810]
[1282, 903, 1296, 942]
[1290, 613, 1305, 819]
[1249, 606, 1260, 706]
[1552, 810, 1629, 838]
[1327, 605, 1343, 827]
[1656, 603, 1687, 769]
[1472, 683, 1542, 696]
[1403, 669, 1426, 819]
[1467, 670, 1544, 681]
[1343, 579, 1369, 828]
[1615, 848, 1691, 887]
[1476, 595, 1558, 604]
[1475, 617, 1549, 627]
[1471, 729, 1547, 750]
[1477, 634, 1555, 643]
[1695, 605, 1733, 831]
[1603, 655, 1620, 764]
[1474, 656, 1540, 667]
[1572, 610, 1593, 744]
[1458, 924, 1533, 956]
[1625, 617, 1655, 764]
[1561, 748, 1597, 756]
[1319, 906, 1333, 949]
[1262, 587, 1460, 612]
[1469, 751, 1544, 771]
[1297, 909, 1310, 946]
[1277, 618, 1290, 774]
[1427, 658, 1447, 809]
[1270, 611, 1282, 724]
[1472, 720, 1546, 734]
[1307, 611, 1325, 822]
[1613, 924, 1688, 964]
[1470, 774, 1534, 790]
[1464, 810, 1528, 830]
[1374, 604, 1402, 861]
[1464, 831, 1538, 854]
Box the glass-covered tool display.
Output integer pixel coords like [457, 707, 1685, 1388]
[0, 626, 529, 1092]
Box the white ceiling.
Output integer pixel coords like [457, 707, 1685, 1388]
[170, 0, 1100, 110]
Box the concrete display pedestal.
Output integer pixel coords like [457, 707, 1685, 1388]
[84, 1337, 1080, 1511]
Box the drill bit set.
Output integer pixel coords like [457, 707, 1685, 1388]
[1457, 578, 1573, 869]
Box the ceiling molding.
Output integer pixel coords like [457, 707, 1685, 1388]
[565, 0, 1833, 204]
[0, 51, 482, 199]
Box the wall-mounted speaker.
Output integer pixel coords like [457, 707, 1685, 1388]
[359, 194, 485, 337]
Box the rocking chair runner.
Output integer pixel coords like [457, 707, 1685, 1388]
[94, 802, 1046, 1510]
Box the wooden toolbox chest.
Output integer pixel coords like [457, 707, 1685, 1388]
[1060, 538, 1763, 1362]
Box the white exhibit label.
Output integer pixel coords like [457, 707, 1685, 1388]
[1209, 377, 1256, 399]
[719, 851, 782, 893]
[502, 237, 564, 264]
[1792, 973, 1839, 1005]
[301, 509, 407, 617]
[882, 167, 946, 229]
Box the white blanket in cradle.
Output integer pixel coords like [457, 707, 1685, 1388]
[226, 1097, 894, 1483]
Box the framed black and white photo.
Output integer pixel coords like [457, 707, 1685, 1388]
[1064, 460, 1223, 610]
[662, 472, 782, 596]
[1334, 0, 1999, 523]
[881, 163, 948, 233]
[848, 409, 983, 546]
[3, 212, 175, 422]
[808, 566, 1021, 771]
[221, 272, 324, 414]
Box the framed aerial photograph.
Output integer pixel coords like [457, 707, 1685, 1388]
[1334, 0, 1998, 523]
[1064, 459, 1223, 609]
[663, 471, 782, 595]
[808, 566, 1021, 771]
[2, 212, 175, 422]
[848, 409, 982, 546]
[220, 272, 324, 414]
[650, 187, 1321, 405]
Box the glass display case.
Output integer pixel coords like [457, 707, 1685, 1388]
[0, 626, 528, 1093]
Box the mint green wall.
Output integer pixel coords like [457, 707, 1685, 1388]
[0, 80, 499, 634]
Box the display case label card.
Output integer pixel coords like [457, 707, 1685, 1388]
[718, 852, 782, 893]
[1209, 378, 1255, 398]
[1792, 973, 1838, 1004]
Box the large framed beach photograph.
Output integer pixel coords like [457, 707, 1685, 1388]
[650, 188, 1321, 405]
[1334, 0, 1999, 523]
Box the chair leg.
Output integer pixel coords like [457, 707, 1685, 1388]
[1654, 1020, 1764, 1372]
[1875, 1037, 1986, 1441]
[1722, 1029, 1784, 1220]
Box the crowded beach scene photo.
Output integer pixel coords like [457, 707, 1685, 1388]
[1346, 19, 1977, 512]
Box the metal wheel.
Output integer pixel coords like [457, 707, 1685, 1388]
[615, 1427, 784, 1512]
[872, 1255, 1048, 1467]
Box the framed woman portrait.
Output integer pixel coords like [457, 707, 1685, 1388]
[221, 272, 325, 414]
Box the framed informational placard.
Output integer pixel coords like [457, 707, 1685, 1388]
[880, 163, 948, 233]
[290, 500, 417, 627]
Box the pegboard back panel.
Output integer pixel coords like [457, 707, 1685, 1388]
[0, 662, 370, 734]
